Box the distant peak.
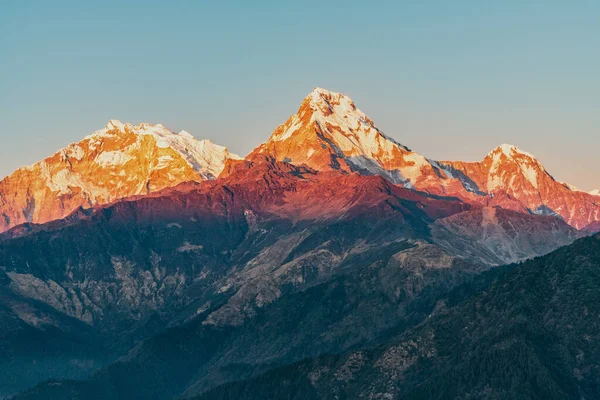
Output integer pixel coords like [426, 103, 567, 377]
[196, 139, 243, 160]
[308, 87, 352, 105]
[178, 130, 195, 139]
[94, 122, 240, 159]
[498, 143, 517, 154]
[260, 87, 411, 166]
[106, 119, 125, 131]
[197, 138, 221, 148]
[299, 87, 361, 121]
[489, 143, 536, 160]
[310, 87, 343, 97]
[102, 120, 176, 136]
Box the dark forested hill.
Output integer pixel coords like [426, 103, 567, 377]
[194, 234, 600, 400]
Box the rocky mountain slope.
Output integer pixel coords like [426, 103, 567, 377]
[193, 233, 600, 400]
[6, 159, 579, 399]
[0, 120, 240, 233]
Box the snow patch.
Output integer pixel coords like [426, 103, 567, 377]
[95, 150, 134, 167]
[273, 114, 303, 141]
[61, 145, 85, 161]
[39, 162, 110, 198]
[491, 143, 536, 160]
[155, 155, 175, 169]
[86, 121, 241, 179]
[520, 164, 538, 189]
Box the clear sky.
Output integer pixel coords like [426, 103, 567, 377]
[1, 1, 599, 190]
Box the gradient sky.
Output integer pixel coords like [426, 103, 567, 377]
[1, 1, 599, 190]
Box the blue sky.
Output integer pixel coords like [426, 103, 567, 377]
[1, 1, 599, 189]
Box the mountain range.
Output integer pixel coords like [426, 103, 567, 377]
[249, 88, 600, 229]
[1, 88, 598, 399]
[2, 88, 598, 236]
[0, 120, 240, 233]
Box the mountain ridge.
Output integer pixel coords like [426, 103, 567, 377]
[1, 88, 597, 232]
[247, 88, 600, 230]
[0, 120, 240, 233]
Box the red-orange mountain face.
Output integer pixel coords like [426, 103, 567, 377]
[2, 158, 578, 268]
[439, 145, 600, 229]
[0, 88, 597, 235]
[248, 88, 460, 196]
[4, 157, 471, 240]
[218, 156, 473, 222]
[249, 88, 600, 230]
[0, 120, 240, 233]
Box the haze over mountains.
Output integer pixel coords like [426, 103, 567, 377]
[1, 88, 598, 399]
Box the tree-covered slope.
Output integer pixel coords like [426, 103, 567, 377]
[195, 234, 600, 400]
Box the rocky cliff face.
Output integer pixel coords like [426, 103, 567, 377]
[0, 120, 240, 233]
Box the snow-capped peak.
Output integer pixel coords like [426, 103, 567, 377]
[178, 130, 195, 139]
[0, 120, 242, 233]
[254, 88, 442, 187]
[308, 87, 353, 108]
[99, 120, 241, 179]
[311, 87, 339, 96]
[489, 144, 537, 160]
[58, 120, 241, 181]
[485, 144, 546, 191]
[106, 119, 125, 131]
[271, 88, 409, 154]
[182, 138, 242, 178]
